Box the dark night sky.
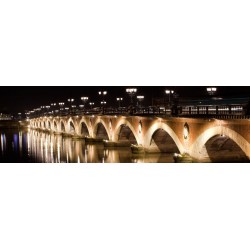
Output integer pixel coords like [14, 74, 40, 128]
[0, 86, 249, 114]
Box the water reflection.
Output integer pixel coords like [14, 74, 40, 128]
[0, 129, 175, 163]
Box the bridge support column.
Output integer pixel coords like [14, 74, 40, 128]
[85, 137, 105, 144]
[131, 144, 145, 154]
[54, 131, 62, 135]
[103, 140, 131, 148]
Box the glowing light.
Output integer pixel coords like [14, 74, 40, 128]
[139, 121, 142, 134]
[183, 123, 189, 140]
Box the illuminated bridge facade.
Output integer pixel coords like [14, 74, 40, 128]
[30, 115, 250, 162]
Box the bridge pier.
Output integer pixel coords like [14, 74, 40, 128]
[131, 144, 145, 154]
[103, 140, 131, 148]
[85, 137, 104, 144]
[72, 135, 85, 140]
[54, 131, 62, 135]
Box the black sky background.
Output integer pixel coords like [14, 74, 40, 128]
[0, 86, 249, 114]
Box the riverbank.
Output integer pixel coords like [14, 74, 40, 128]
[0, 120, 29, 129]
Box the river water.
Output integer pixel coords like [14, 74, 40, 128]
[0, 129, 175, 163]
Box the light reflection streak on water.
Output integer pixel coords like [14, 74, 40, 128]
[0, 134, 3, 154]
[57, 142, 60, 163]
[19, 131, 22, 155]
[51, 141, 54, 163]
[3, 134, 6, 152]
[27, 132, 30, 156]
[45, 137, 48, 163]
[0, 130, 176, 163]
[13, 133, 18, 152]
[84, 149, 88, 163]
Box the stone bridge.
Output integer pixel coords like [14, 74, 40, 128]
[30, 115, 250, 162]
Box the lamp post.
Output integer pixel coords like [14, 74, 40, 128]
[59, 102, 64, 116]
[41, 106, 45, 116]
[89, 102, 95, 113]
[101, 101, 106, 108]
[165, 90, 175, 115]
[45, 106, 50, 116]
[68, 98, 74, 115]
[126, 88, 137, 105]
[136, 96, 144, 108]
[116, 97, 123, 108]
[99, 91, 107, 113]
[81, 97, 89, 113]
[165, 90, 174, 106]
[165, 90, 174, 104]
[51, 103, 56, 116]
[207, 87, 217, 96]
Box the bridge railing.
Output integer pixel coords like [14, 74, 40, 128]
[26, 104, 250, 120]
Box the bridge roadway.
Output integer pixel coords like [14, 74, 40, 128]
[30, 115, 250, 162]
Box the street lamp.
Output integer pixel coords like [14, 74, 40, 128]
[126, 88, 137, 105]
[99, 91, 107, 113]
[45, 106, 50, 115]
[81, 96, 89, 113]
[59, 102, 65, 115]
[165, 90, 174, 106]
[116, 97, 123, 108]
[50, 103, 56, 115]
[136, 96, 144, 107]
[99, 91, 107, 96]
[207, 87, 217, 96]
[68, 98, 74, 114]
[89, 102, 95, 108]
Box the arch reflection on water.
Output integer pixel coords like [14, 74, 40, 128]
[28, 130, 139, 163]
[28, 130, 176, 163]
[0, 129, 176, 163]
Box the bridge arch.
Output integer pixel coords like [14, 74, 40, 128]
[52, 120, 58, 132]
[60, 120, 66, 133]
[113, 119, 139, 145]
[69, 121, 76, 134]
[143, 122, 184, 153]
[93, 119, 110, 140]
[47, 120, 51, 130]
[79, 121, 90, 137]
[190, 126, 250, 161]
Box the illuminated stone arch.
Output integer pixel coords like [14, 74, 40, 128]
[113, 119, 139, 144]
[47, 120, 51, 129]
[143, 122, 184, 153]
[78, 119, 90, 137]
[66, 118, 77, 134]
[60, 119, 67, 133]
[93, 118, 111, 140]
[51, 119, 58, 132]
[190, 126, 250, 161]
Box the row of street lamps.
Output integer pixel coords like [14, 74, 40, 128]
[23, 87, 217, 118]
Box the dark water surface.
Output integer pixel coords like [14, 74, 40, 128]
[0, 129, 175, 163]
